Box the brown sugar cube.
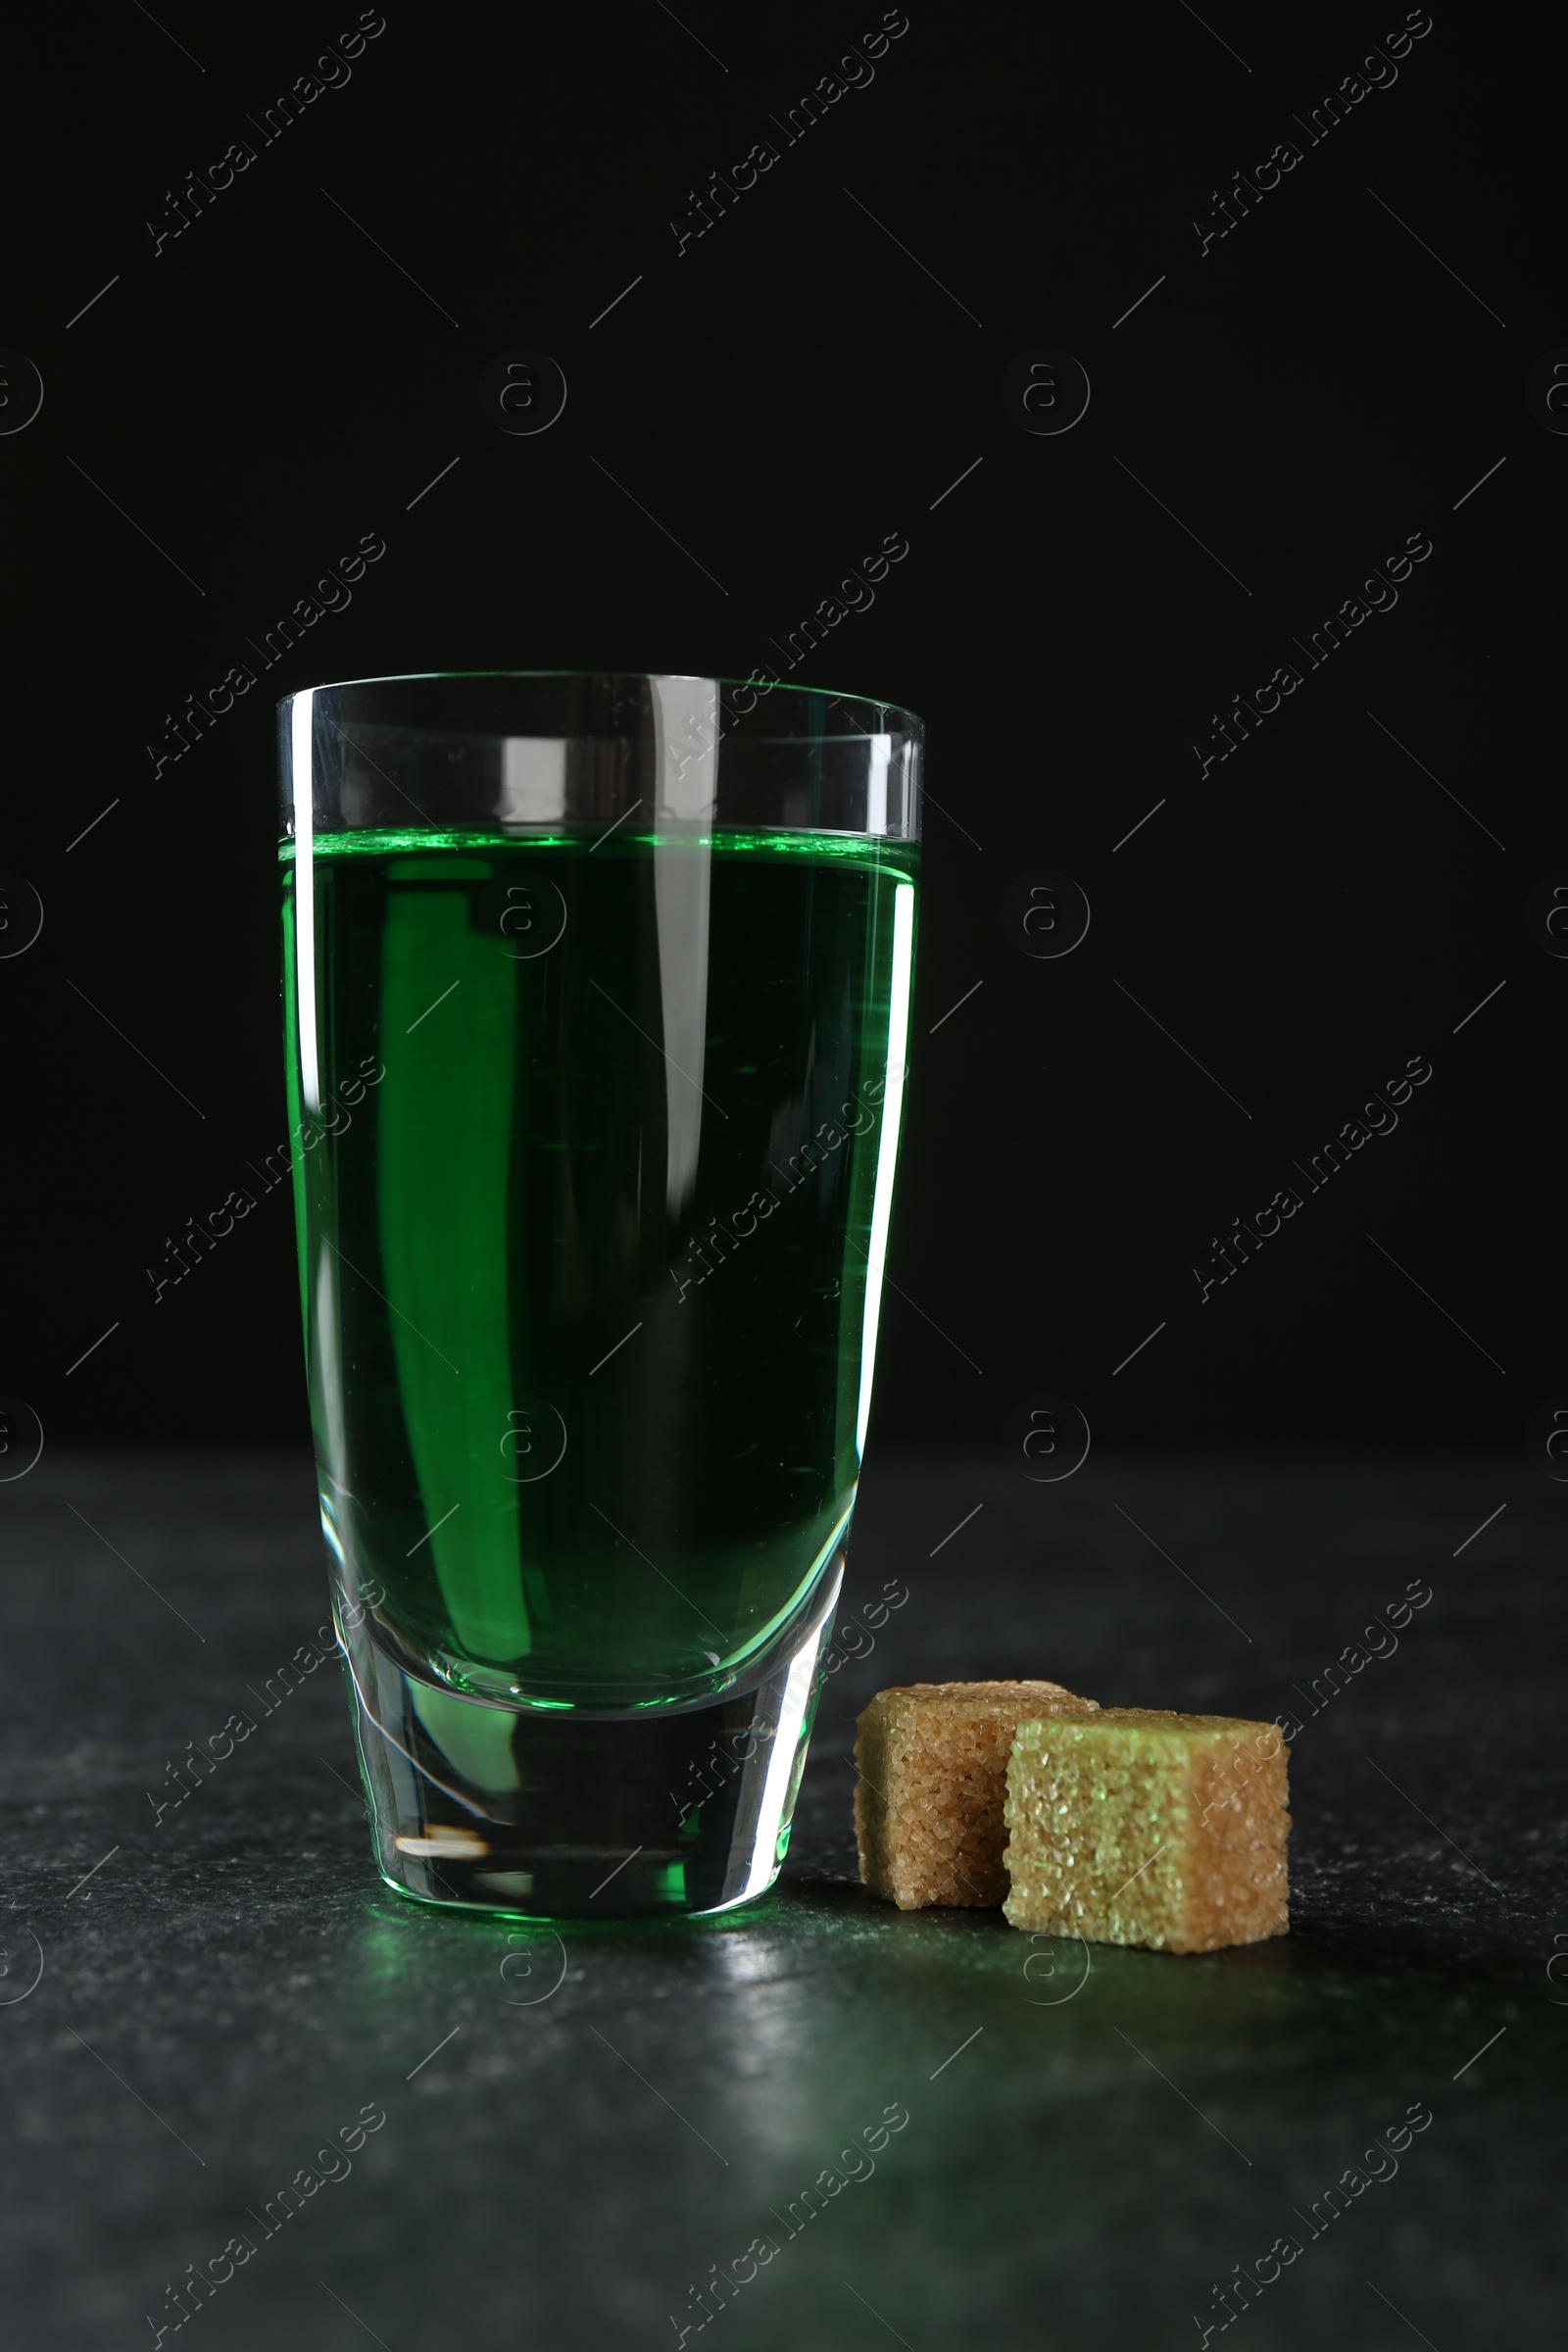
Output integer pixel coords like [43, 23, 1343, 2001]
[856, 1681, 1101, 1910]
[1002, 1708, 1290, 1953]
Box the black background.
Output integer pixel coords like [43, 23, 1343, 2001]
[2, 2, 1557, 1457]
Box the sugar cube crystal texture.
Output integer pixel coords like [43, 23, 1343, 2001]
[1002, 1708, 1290, 1952]
[856, 1681, 1101, 1910]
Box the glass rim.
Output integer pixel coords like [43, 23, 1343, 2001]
[278, 667, 924, 735]
[277, 827, 922, 856]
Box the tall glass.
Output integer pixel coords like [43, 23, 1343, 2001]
[279, 672, 921, 1917]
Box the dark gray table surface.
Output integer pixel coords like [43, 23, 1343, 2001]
[2, 1447, 1563, 2350]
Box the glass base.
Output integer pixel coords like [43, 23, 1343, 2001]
[338, 1563, 842, 1918]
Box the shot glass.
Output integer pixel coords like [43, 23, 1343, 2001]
[279, 672, 921, 1917]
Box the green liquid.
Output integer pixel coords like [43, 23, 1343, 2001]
[283, 830, 917, 1713]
